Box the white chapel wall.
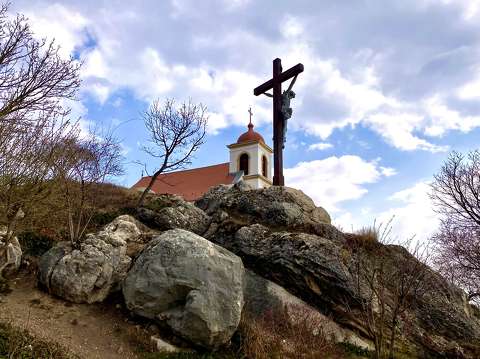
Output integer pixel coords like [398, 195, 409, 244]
[228, 142, 273, 189]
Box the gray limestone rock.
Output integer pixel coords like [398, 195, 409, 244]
[123, 229, 244, 349]
[233, 224, 353, 310]
[137, 194, 211, 235]
[38, 215, 149, 303]
[0, 229, 22, 277]
[195, 185, 331, 234]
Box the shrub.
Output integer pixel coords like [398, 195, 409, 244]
[17, 231, 54, 257]
[238, 303, 344, 359]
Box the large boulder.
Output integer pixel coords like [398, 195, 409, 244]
[196, 184, 331, 234]
[38, 215, 148, 303]
[0, 228, 22, 277]
[137, 194, 211, 235]
[123, 229, 244, 349]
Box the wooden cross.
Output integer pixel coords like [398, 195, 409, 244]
[254, 58, 304, 186]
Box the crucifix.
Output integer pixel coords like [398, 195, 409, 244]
[254, 58, 304, 186]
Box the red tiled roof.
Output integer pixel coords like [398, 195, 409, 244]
[131, 162, 235, 201]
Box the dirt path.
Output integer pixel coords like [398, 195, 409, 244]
[0, 273, 144, 359]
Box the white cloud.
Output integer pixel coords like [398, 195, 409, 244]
[423, 0, 480, 20]
[207, 112, 229, 135]
[281, 16, 304, 38]
[24, 4, 88, 58]
[380, 166, 397, 177]
[308, 142, 333, 151]
[378, 181, 440, 243]
[457, 69, 480, 100]
[366, 112, 449, 153]
[285, 155, 393, 213]
[333, 181, 440, 244]
[12, 0, 480, 151]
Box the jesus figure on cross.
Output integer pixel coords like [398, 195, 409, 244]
[253, 58, 304, 186]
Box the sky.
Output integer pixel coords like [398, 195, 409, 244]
[10, 0, 480, 242]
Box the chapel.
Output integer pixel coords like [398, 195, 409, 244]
[131, 117, 273, 201]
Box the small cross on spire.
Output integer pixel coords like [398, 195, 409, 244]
[248, 106, 253, 125]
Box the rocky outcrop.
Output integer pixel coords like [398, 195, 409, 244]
[231, 225, 480, 356]
[0, 229, 22, 277]
[137, 194, 210, 235]
[196, 183, 331, 233]
[38, 215, 149, 303]
[191, 185, 480, 358]
[234, 224, 352, 311]
[123, 229, 244, 349]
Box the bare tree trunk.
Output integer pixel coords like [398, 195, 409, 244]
[137, 168, 163, 208]
[388, 315, 399, 359]
[137, 159, 168, 208]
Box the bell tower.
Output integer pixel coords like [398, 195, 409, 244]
[227, 108, 273, 189]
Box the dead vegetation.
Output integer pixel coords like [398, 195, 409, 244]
[237, 303, 346, 359]
[345, 218, 432, 359]
[0, 321, 74, 359]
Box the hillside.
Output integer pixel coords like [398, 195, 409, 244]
[1, 182, 479, 358]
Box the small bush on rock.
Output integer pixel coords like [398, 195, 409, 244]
[346, 219, 393, 251]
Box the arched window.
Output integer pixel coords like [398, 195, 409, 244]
[239, 153, 249, 175]
[262, 155, 268, 177]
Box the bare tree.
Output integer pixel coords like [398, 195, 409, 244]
[136, 98, 207, 207]
[53, 130, 124, 246]
[431, 219, 480, 303]
[384, 240, 431, 359]
[349, 249, 388, 359]
[347, 224, 431, 359]
[0, 1, 81, 235]
[0, 116, 77, 241]
[430, 150, 480, 302]
[0, 2, 81, 277]
[0, 3, 80, 122]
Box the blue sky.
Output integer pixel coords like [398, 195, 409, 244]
[11, 0, 480, 241]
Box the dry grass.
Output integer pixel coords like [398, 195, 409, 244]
[238, 303, 345, 359]
[125, 324, 157, 354]
[0, 321, 75, 358]
[16, 182, 139, 248]
[344, 231, 378, 251]
[354, 226, 379, 243]
[345, 218, 394, 251]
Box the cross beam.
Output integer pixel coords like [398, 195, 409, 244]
[253, 58, 304, 186]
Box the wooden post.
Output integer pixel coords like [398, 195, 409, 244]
[272, 58, 284, 186]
